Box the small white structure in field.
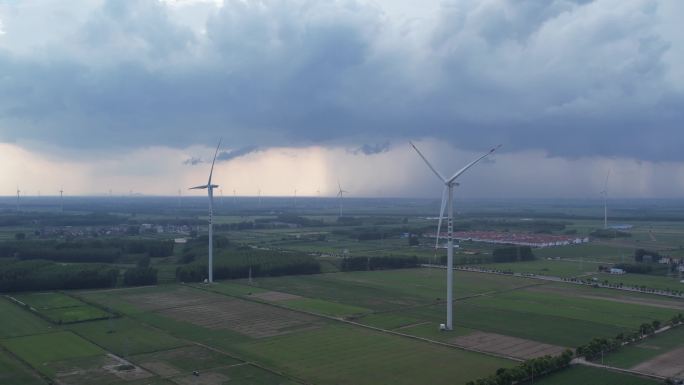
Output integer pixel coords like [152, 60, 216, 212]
[609, 268, 626, 275]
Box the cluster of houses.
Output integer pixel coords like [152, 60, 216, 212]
[430, 231, 590, 248]
[39, 224, 194, 238]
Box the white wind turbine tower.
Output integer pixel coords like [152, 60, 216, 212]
[189, 139, 222, 284]
[410, 141, 500, 331]
[16, 187, 20, 211]
[257, 188, 262, 207]
[601, 170, 611, 229]
[337, 181, 348, 218]
[59, 188, 64, 212]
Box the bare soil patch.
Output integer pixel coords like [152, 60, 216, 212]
[451, 332, 567, 360]
[55, 354, 153, 384]
[125, 288, 321, 338]
[250, 291, 303, 302]
[631, 346, 684, 378]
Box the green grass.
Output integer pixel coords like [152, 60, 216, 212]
[604, 325, 684, 368]
[481, 259, 597, 278]
[14, 292, 84, 309]
[0, 348, 45, 385]
[534, 243, 633, 261]
[282, 298, 369, 317]
[1, 331, 104, 375]
[13, 292, 112, 324]
[596, 272, 684, 292]
[130, 345, 241, 371]
[67, 317, 188, 356]
[235, 324, 513, 385]
[0, 297, 53, 338]
[534, 365, 659, 385]
[243, 268, 537, 312]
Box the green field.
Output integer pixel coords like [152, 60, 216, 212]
[596, 272, 684, 292]
[1, 331, 105, 376]
[0, 297, 53, 338]
[67, 317, 188, 356]
[534, 243, 634, 261]
[235, 324, 512, 385]
[242, 268, 539, 312]
[534, 365, 660, 385]
[604, 325, 684, 368]
[14, 292, 112, 324]
[0, 348, 45, 385]
[231, 269, 682, 347]
[481, 259, 598, 278]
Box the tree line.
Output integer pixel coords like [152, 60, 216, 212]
[492, 246, 536, 263]
[0, 238, 174, 263]
[175, 249, 320, 282]
[340, 256, 420, 271]
[466, 350, 574, 385]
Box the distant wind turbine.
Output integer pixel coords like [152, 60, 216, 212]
[189, 139, 222, 283]
[410, 141, 500, 331]
[257, 188, 262, 207]
[293, 189, 297, 208]
[337, 181, 348, 218]
[16, 187, 20, 211]
[59, 188, 64, 212]
[601, 170, 611, 229]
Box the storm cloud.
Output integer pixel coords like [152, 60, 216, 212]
[0, 0, 683, 161]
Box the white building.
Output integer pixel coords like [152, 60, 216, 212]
[609, 268, 626, 275]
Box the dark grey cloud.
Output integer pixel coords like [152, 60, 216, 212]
[216, 145, 262, 162]
[0, 0, 682, 161]
[183, 156, 202, 166]
[351, 142, 390, 155]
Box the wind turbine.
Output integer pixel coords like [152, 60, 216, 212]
[59, 188, 64, 212]
[16, 187, 20, 211]
[257, 188, 262, 207]
[410, 141, 500, 331]
[189, 139, 222, 283]
[337, 181, 348, 218]
[293, 189, 297, 208]
[601, 171, 610, 229]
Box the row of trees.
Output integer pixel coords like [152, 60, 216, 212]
[577, 313, 684, 361]
[0, 238, 175, 264]
[340, 256, 420, 271]
[0, 258, 159, 292]
[175, 250, 320, 282]
[613, 263, 652, 274]
[0, 260, 118, 292]
[466, 350, 574, 385]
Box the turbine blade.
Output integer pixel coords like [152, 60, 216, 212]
[435, 186, 447, 250]
[410, 141, 446, 182]
[208, 138, 222, 185]
[189, 185, 208, 190]
[604, 170, 611, 190]
[447, 144, 501, 183]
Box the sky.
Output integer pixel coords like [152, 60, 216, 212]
[0, 0, 683, 198]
